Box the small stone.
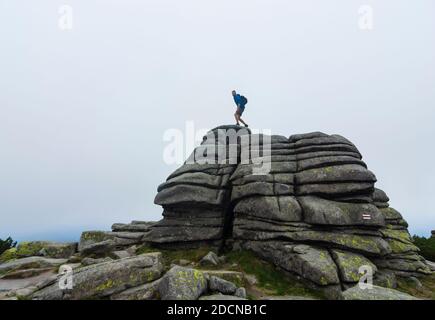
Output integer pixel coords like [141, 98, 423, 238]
[235, 287, 246, 298]
[208, 276, 237, 295]
[79, 239, 116, 256]
[244, 274, 258, 286]
[199, 251, 221, 266]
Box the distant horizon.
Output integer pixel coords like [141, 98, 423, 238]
[4, 222, 434, 244]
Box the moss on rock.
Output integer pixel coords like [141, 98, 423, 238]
[331, 249, 377, 283]
[16, 242, 45, 257]
[0, 248, 18, 263]
[387, 239, 419, 254]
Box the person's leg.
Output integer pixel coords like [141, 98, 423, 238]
[234, 112, 240, 125]
[238, 106, 248, 127]
[235, 107, 242, 125]
[238, 116, 247, 126]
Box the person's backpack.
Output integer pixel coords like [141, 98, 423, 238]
[240, 95, 248, 105]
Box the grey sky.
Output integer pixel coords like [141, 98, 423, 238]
[1, 0, 434, 241]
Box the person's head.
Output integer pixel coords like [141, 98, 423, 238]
[232, 90, 237, 96]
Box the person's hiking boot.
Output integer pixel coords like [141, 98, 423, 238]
[244, 124, 249, 128]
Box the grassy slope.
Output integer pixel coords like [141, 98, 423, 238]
[396, 274, 435, 300]
[137, 245, 324, 299]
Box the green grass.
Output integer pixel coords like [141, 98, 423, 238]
[412, 235, 435, 261]
[397, 274, 435, 300]
[395, 235, 435, 299]
[223, 250, 324, 298]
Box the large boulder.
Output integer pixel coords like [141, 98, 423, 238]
[31, 253, 163, 300]
[242, 241, 340, 287]
[158, 266, 208, 300]
[78, 231, 144, 256]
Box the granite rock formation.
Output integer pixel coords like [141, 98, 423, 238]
[144, 125, 431, 293]
[1, 125, 432, 300]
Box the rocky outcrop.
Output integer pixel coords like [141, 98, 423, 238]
[32, 253, 163, 300]
[144, 125, 432, 294]
[78, 230, 146, 255]
[0, 257, 68, 279]
[0, 250, 249, 300]
[0, 242, 77, 262]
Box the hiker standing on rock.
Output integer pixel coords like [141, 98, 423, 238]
[232, 90, 249, 127]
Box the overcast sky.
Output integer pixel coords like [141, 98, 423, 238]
[1, 0, 434, 242]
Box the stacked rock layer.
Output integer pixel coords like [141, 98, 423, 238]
[146, 125, 431, 291]
[147, 125, 247, 246]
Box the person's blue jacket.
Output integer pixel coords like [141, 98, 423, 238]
[233, 94, 243, 107]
